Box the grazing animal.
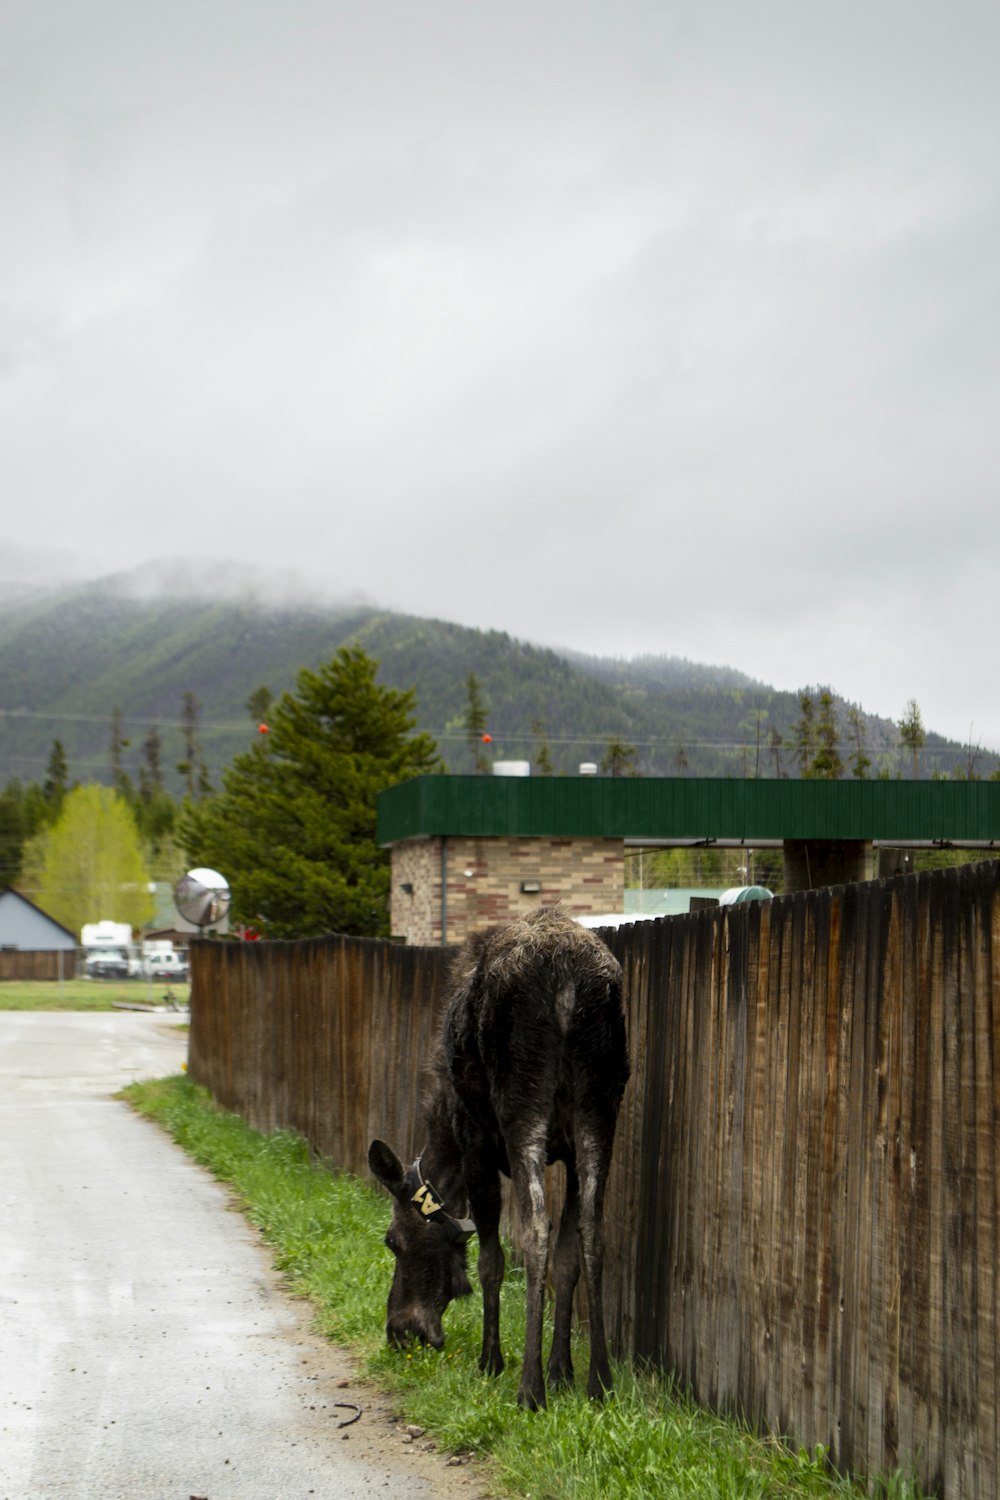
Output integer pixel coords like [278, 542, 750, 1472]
[368, 907, 629, 1410]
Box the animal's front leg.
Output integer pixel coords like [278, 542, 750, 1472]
[476, 1230, 505, 1376]
[470, 1172, 504, 1377]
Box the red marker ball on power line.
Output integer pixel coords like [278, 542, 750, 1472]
[482, 734, 492, 743]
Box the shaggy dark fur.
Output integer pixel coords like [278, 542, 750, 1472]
[369, 907, 630, 1410]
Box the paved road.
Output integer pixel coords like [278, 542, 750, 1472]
[0, 1013, 478, 1500]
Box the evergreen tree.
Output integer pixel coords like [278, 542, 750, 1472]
[22, 784, 154, 936]
[1, 782, 30, 887]
[1, 774, 59, 888]
[136, 724, 177, 849]
[899, 699, 926, 778]
[811, 691, 844, 780]
[600, 738, 638, 777]
[110, 707, 133, 799]
[463, 672, 491, 773]
[530, 718, 554, 776]
[139, 724, 164, 798]
[177, 691, 210, 799]
[846, 705, 871, 780]
[180, 645, 441, 939]
[43, 740, 69, 810]
[792, 693, 816, 777]
[246, 685, 274, 727]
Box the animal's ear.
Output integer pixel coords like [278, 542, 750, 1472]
[368, 1139, 405, 1196]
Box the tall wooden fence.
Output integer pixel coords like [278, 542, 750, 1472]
[188, 863, 1000, 1500]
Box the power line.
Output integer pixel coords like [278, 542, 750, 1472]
[1, 710, 990, 766]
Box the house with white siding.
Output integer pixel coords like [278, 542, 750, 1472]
[0, 889, 77, 952]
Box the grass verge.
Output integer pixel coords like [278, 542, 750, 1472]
[0, 978, 190, 1011]
[123, 1075, 928, 1500]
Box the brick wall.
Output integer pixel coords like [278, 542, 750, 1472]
[388, 834, 624, 945]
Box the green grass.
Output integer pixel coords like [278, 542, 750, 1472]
[123, 1076, 929, 1500]
[0, 978, 190, 1011]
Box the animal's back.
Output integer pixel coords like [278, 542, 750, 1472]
[443, 909, 629, 1158]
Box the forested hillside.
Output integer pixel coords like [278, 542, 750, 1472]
[0, 574, 991, 793]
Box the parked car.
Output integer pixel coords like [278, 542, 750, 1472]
[131, 947, 189, 981]
[145, 953, 189, 982]
[84, 949, 130, 980]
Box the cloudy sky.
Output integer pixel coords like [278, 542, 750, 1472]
[2, 2, 998, 750]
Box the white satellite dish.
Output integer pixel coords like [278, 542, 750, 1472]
[175, 867, 232, 928]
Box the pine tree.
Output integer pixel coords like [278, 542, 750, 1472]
[463, 672, 491, 773]
[600, 738, 638, 777]
[110, 707, 133, 799]
[137, 725, 162, 797]
[0, 779, 51, 886]
[180, 645, 441, 939]
[846, 705, 871, 780]
[43, 740, 69, 809]
[137, 724, 176, 848]
[530, 719, 554, 776]
[177, 692, 210, 799]
[899, 699, 926, 779]
[246, 685, 274, 727]
[793, 693, 816, 777]
[811, 691, 844, 780]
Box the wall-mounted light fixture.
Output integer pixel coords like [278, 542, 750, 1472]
[520, 880, 542, 895]
[400, 882, 414, 896]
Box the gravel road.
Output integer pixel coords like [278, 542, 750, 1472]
[0, 1012, 485, 1500]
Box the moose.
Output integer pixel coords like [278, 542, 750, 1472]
[368, 907, 630, 1410]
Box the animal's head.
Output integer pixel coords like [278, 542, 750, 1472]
[367, 1138, 473, 1350]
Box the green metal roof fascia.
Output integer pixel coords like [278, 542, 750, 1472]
[376, 776, 1000, 847]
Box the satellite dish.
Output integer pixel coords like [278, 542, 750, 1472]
[175, 868, 232, 928]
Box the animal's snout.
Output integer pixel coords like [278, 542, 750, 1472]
[386, 1312, 445, 1351]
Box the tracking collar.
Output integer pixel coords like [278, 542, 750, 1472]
[405, 1158, 476, 1245]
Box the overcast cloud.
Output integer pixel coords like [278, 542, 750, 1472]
[2, 2, 998, 750]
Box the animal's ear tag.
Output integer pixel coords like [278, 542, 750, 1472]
[411, 1183, 443, 1217]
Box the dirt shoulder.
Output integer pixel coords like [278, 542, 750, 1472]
[268, 1276, 494, 1500]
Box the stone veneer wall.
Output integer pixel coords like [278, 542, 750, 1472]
[389, 835, 625, 946]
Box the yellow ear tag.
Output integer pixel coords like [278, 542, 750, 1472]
[412, 1183, 442, 1216]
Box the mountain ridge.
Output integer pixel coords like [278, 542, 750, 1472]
[0, 570, 991, 791]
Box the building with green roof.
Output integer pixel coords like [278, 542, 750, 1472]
[377, 774, 1000, 944]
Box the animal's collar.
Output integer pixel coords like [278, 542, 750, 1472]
[406, 1158, 476, 1245]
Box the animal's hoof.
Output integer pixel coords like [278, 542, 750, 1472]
[547, 1364, 574, 1391]
[516, 1384, 547, 1412]
[479, 1351, 504, 1377]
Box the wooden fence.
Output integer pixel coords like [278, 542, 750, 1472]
[0, 949, 75, 981]
[188, 862, 1000, 1500]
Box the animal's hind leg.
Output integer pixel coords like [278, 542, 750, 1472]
[578, 1128, 614, 1400]
[547, 1162, 580, 1391]
[510, 1141, 551, 1410]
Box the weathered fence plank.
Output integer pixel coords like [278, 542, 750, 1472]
[187, 862, 1000, 1500]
